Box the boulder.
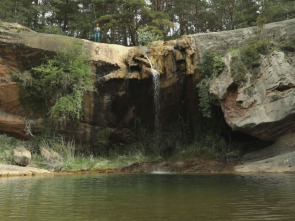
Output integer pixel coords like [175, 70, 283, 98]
[210, 50, 295, 140]
[13, 148, 31, 166]
[235, 151, 295, 173]
[206, 19, 295, 141]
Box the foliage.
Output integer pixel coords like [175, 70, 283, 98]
[0, 134, 155, 172]
[280, 41, 295, 52]
[230, 50, 247, 82]
[0, 135, 26, 164]
[197, 52, 224, 118]
[137, 26, 163, 46]
[97, 0, 173, 45]
[256, 15, 267, 32]
[197, 80, 214, 118]
[0, 0, 293, 45]
[128, 109, 271, 162]
[199, 52, 224, 79]
[241, 44, 261, 69]
[260, 0, 295, 23]
[38, 25, 65, 35]
[13, 44, 94, 126]
[168, 108, 241, 161]
[241, 38, 271, 67]
[229, 37, 274, 83]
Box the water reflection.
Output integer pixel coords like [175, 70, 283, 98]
[0, 174, 295, 220]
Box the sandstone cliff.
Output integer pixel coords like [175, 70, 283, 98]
[208, 19, 295, 141]
[0, 21, 199, 147]
[0, 19, 295, 162]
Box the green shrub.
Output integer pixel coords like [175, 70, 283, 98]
[13, 44, 94, 126]
[280, 41, 295, 52]
[241, 38, 264, 68]
[199, 51, 224, 78]
[197, 80, 214, 118]
[197, 51, 224, 118]
[230, 51, 247, 82]
[240, 38, 271, 69]
[256, 15, 267, 33]
[229, 37, 273, 83]
[0, 135, 28, 164]
[137, 26, 163, 46]
[39, 26, 65, 35]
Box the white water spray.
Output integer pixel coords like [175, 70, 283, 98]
[146, 55, 160, 128]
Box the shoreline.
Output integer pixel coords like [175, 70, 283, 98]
[2, 156, 295, 178]
[0, 158, 238, 177]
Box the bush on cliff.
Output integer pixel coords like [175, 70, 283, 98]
[196, 51, 224, 118]
[280, 41, 295, 52]
[229, 37, 275, 83]
[13, 44, 94, 127]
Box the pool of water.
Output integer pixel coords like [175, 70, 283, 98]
[0, 173, 295, 220]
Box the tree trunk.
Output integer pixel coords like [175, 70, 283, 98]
[63, 0, 69, 32]
[179, 14, 185, 35]
[195, 4, 199, 32]
[33, 0, 39, 28]
[165, 0, 169, 12]
[123, 28, 128, 46]
[129, 26, 137, 46]
[152, 0, 159, 11]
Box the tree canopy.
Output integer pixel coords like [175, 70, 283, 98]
[0, 0, 294, 45]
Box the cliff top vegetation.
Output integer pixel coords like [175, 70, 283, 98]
[0, 0, 294, 46]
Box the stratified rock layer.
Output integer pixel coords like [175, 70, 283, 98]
[0, 22, 199, 148]
[208, 19, 295, 141]
[0, 19, 295, 154]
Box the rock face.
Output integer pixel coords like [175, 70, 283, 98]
[209, 19, 295, 141]
[0, 22, 199, 149]
[235, 151, 295, 173]
[0, 19, 295, 155]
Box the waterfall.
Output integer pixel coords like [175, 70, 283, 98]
[146, 55, 160, 128]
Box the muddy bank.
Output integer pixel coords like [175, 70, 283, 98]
[116, 158, 238, 174]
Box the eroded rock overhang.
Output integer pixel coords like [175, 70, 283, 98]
[207, 19, 295, 141]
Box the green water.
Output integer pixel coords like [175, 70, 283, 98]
[0, 173, 295, 221]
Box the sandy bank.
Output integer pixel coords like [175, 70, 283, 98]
[0, 164, 52, 177]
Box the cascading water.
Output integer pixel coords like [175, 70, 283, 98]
[146, 55, 160, 128]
